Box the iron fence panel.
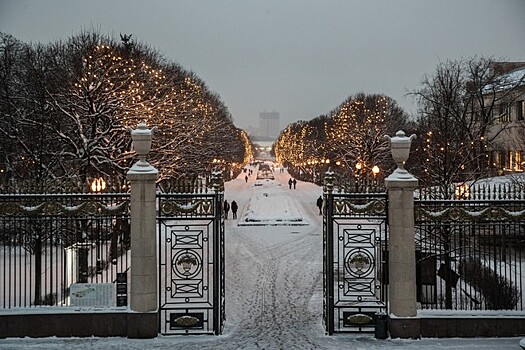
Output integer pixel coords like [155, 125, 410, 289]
[0, 193, 130, 309]
[415, 199, 525, 312]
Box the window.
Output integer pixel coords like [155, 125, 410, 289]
[499, 104, 511, 123]
[500, 150, 507, 170]
[511, 151, 519, 171]
[516, 100, 524, 121]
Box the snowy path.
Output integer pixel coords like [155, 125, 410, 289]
[217, 164, 326, 349]
[0, 164, 522, 349]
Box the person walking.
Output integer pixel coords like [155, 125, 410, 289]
[292, 178, 297, 189]
[288, 178, 293, 189]
[316, 195, 323, 215]
[245, 175, 248, 183]
[231, 200, 238, 219]
[224, 200, 230, 219]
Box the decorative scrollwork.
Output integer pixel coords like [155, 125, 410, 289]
[0, 200, 129, 217]
[345, 250, 374, 277]
[334, 199, 386, 216]
[346, 313, 373, 325]
[161, 199, 213, 216]
[173, 315, 200, 327]
[415, 205, 525, 222]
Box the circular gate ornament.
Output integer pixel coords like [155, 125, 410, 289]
[345, 250, 374, 277]
[173, 251, 201, 279]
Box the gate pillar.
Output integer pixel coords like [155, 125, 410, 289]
[127, 123, 158, 338]
[384, 130, 420, 338]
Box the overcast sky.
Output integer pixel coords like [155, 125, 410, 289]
[1, 0, 524, 132]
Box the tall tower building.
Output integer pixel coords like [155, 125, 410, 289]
[259, 111, 280, 139]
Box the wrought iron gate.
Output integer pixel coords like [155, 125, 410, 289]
[157, 190, 225, 335]
[323, 188, 388, 334]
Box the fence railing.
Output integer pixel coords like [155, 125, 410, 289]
[157, 176, 215, 194]
[324, 176, 385, 194]
[414, 197, 525, 312]
[418, 182, 525, 200]
[0, 177, 129, 194]
[0, 193, 130, 308]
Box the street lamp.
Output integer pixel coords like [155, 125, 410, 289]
[90, 177, 106, 193]
[90, 177, 106, 275]
[372, 165, 380, 187]
[355, 162, 362, 192]
[372, 165, 380, 177]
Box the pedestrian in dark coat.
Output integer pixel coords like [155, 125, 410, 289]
[231, 200, 238, 219]
[245, 175, 248, 182]
[292, 178, 297, 189]
[288, 178, 293, 189]
[316, 196, 323, 215]
[224, 200, 230, 219]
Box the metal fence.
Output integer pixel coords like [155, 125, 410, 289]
[0, 193, 130, 308]
[415, 186, 525, 311]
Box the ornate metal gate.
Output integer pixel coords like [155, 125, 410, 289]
[157, 187, 225, 335]
[323, 180, 388, 334]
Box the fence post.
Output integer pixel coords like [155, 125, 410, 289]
[211, 169, 224, 335]
[126, 122, 158, 338]
[384, 130, 420, 339]
[323, 168, 335, 334]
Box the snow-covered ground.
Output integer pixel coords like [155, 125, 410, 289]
[0, 162, 523, 349]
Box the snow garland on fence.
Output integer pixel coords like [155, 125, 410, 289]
[333, 199, 387, 216]
[0, 200, 129, 217]
[160, 199, 214, 216]
[415, 205, 525, 222]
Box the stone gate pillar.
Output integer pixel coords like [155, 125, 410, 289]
[384, 130, 419, 339]
[126, 122, 158, 338]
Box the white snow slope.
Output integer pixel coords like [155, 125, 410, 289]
[0, 163, 522, 349]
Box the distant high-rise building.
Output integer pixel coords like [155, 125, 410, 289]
[259, 111, 280, 139]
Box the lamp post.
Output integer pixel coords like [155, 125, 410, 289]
[90, 177, 106, 193]
[355, 161, 362, 192]
[90, 177, 106, 275]
[372, 165, 380, 186]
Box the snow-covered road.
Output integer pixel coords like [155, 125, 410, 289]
[219, 165, 325, 349]
[0, 164, 522, 349]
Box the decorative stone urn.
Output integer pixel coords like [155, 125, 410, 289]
[384, 130, 416, 180]
[130, 122, 156, 173]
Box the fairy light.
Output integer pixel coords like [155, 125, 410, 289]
[69, 39, 250, 180]
[275, 94, 395, 178]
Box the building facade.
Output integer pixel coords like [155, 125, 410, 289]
[259, 112, 280, 139]
[485, 63, 525, 173]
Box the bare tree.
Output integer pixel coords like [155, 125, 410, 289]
[410, 57, 525, 196]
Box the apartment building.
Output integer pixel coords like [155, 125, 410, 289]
[485, 63, 525, 172]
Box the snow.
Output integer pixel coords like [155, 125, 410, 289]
[483, 66, 525, 92]
[237, 178, 309, 225]
[0, 162, 523, 349]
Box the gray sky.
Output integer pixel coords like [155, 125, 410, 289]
[1, 0, 524, 132]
